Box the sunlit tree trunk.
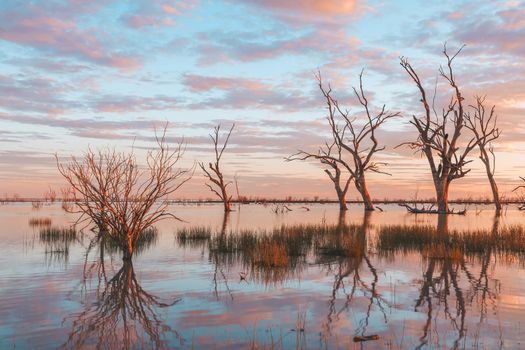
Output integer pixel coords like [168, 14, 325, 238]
[333, 174, 350, 211]
[481, 147, 501, 214]
[356, 176, 374, 211]
[435, 179, 450, 214]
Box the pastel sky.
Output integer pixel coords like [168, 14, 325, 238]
[1, 0, 524, 200]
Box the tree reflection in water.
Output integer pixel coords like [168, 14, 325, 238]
[61, 237, 180, 350]
[378, 214, 504, 349]
[174, 210, 523, 348]
[320, 211, 389, 340]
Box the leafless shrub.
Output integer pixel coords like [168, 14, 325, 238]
[56, 126, 192, 260]
[44, 187, 57, 203]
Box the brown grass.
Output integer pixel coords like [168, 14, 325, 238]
[378, 224, 525, 261]
[252, 241, 289, 268]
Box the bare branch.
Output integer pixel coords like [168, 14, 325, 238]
[200, 123, 235, 212]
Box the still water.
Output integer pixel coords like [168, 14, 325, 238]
[1, 203, 525, 349]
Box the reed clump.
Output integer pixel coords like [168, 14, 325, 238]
[315, 225, 364, 259]
[176, 226, 212, 249]
[38, 226, 78, 264]
[252, 241, 289, 268]
[378, 224, 525, 259]
[29, 217, 52, 227]
[176, 223, 367, 285]
[39, 226, 77, 244]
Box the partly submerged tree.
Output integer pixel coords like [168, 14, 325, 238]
[399, 44, 479, 214]
[465, 96, 502, 213]
[287, 122, 352, 211]
[289, 71, 398, 211]
[199, 124, 235, 212]
[56, 126, 192, 260]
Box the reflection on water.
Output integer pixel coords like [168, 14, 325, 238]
[62, 258, 181, 349]
[2, 204, 525, 349]
[38, 226, 78, 267]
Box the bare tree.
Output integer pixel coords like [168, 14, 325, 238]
[199, 124, 235, 212]
[465, 96, 502, 213]
[400, 44, 478, 214]
[56, 126, 192, 260]
[287, 131, 352, 211]
[290, 71, 398, 211]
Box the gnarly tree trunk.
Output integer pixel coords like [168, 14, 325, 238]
[486, 167, 501, 213]
[435, 179, 450, 214]
[222, 187, 231, 212]
[337, 210, 347, 228]
[334, 180, 348, 211]
[481, 148, 501, 214]
[356, 176, 374, 211]
[123, 236, 133, 261]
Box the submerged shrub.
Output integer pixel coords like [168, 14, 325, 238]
[56, 126, 192, 260]
[103, 227, 159, 256]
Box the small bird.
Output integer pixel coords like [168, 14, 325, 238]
[239, 271, 247, 281]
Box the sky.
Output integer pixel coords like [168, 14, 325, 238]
[0, 0, 525, 200]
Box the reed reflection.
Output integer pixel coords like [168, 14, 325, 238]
[37, 226, 78, 266]
[174, 209, 525, 348]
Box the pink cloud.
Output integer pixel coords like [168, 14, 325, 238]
[93, 95, 180, 113]
[121, 0, 198, 29]
[231, 0, 365, 26]
[182, 74, 321, 111]
[194, 29, 361, 66]
[0, 6, 141, 70]
[243, 0, 359, 16]
[124, 15, 175, 28]
[183, 74, 268, 92]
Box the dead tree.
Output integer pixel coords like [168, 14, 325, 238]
[199, 124, 235, 212]
[56, 126, 192, 260]
[400, 44, 478, 214]
[287, 136, 352, 211]
[312, 71, 398, 211]
[465, 96, 501, 213]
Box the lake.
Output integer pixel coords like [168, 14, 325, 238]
[1, 203, 525, 349]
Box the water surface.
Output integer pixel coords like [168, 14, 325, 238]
[1, 203, 525, 349]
